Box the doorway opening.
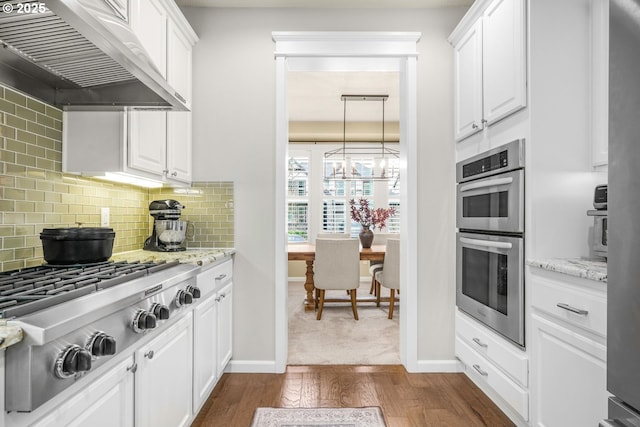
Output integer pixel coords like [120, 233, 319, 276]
[286, 71, 401, 364]
[273, 32, 421, 372]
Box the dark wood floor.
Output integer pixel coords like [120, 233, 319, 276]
[191, 365, 515, 427]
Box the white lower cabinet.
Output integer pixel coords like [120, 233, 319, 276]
[193, 293, 218, 413]
[193, 258, 234, 413]
[529, 268, 608, 427]
[216, 282, 233, 377]
[455, 310, 529, 423]
[531, 314, 607, 427]
[136, 312, 193, 427]
[31, 357, 134, 427]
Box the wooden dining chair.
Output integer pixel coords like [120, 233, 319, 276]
[314, 238, 360, 320]
[375, 238, 400, 319]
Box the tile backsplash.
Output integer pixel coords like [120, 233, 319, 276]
[0, 84, 234, 271]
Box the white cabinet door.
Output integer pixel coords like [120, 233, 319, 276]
[130, 0, 167, 77]
[128, 110, 167, 177]
[591, 0, 609, 167]
[482, 0, 526, 125]
[167, 20, 193, 107]
[531, 314, 608, 427]
[32, 357, 135, 427]
[193, 293, 218, 413]
[136, 313, 193, 427]
[454, 20, 484, 141]
[167, 111, 192, 184]
[217, 282, 233, 377]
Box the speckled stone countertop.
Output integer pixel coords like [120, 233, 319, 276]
[109, 248, 235, 266]
[527, 258, 607, 282]
[0, 321, 23, 349]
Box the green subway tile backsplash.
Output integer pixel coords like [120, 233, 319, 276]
[0, 83, 234, 271]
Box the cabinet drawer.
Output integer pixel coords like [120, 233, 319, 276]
[456, 311, 528, 387]
[530, 274, 606, 337]
[197, 258, 233, 297]
[456, 336, 529, 421]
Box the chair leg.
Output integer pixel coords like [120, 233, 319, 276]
[316, 289, 325, 320]
[351, 288, 359, 320]
[369, 275, 376, 294]
[376, 283, 381, 307]
[388, 289, 395, 319]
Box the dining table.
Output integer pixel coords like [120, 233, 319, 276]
[287, 243, 386, 311]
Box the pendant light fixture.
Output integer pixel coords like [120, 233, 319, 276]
[323, 94, 400, 181]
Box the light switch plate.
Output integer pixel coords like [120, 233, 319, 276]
[101, 207, 110, 227]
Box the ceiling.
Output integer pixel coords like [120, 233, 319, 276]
[175, 0, 472, 8]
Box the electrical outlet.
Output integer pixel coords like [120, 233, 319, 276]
[101, 208, 110, 227]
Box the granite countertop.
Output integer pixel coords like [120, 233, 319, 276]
[527, 258, 607, 282]
[109, 248, 235, 266]
[0, 321, 23, 350]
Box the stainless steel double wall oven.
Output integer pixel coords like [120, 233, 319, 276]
[456, 139, 525, 348]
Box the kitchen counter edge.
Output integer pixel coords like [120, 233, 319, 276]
[0, 323, 23, 350]
[527, 258, 607, 283]
[109, 248, 236, 267]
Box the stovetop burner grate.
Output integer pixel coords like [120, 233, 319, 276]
[0, 260, 179, 318]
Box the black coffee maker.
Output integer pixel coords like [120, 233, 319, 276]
[144, 199, 187, 252]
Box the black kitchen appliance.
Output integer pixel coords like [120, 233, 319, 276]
[144, 199, 187, 252]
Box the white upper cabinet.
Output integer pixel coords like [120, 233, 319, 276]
[128, 110, 168, 176]
[130, 0, 168, 78]
[591, 0, 609, 168]
[482, 0, 527, 125]
[449, 0, 527, 141]
[454, 20, 484, 140]
[167, 112, 193, 183]
[167, 20, 193, 108]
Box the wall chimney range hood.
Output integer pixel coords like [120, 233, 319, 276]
[0, 0, 188, 111]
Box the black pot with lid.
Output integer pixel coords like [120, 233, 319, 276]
[40, 227, 116, 265]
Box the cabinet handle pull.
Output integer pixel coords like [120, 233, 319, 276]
[127, 362, 138, 373]
[472, 364, 488, 377]
[171, 171, 178, 177]
[472, 337, 488, 348]
[472, 123, 478, 129]
[215, 274, 227, 280]
[556, 303, 589, 316]
[481, 118, 488, 124]
[144, 350, 155, 359]
[215, 296, 222, 302]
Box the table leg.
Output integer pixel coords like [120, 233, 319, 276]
[304, 259, 315, 311]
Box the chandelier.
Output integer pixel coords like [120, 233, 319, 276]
[323, 94, 400, 181]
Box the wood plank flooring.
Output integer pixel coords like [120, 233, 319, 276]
[191, 365, 516, 427]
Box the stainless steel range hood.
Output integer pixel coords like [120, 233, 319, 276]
[0, 0, 188, 111]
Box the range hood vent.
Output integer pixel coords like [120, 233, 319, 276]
[0, 0, 188, 111]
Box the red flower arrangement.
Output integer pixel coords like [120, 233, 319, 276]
[349, 197, 396, 231]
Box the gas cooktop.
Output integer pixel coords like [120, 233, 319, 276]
[0, 260, 179, 319]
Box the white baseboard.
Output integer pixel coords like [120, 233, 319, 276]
[227, 359, 462, 374]
[226, 360, 283, 374]
[410, 359, 464, 373]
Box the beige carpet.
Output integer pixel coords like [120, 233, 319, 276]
[287, 280, 400, 365]
[250, 407, 387, 427]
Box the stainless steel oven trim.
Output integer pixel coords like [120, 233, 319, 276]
[456, 169, 524, 234]
[456, 139, 525, 183]
[456, 232, 525, 347]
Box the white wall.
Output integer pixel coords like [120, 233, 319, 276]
[183, 7, 467, 364]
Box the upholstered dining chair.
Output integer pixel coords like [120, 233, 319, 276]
[368, 233, 399, 295]
[314, 238, 360, 320]
[315, 233, 349, 242]
[375, 238, 400, 319]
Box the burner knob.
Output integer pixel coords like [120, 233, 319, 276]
[132, 310, 157, 333]
[88, 332, 117, 357]
[186, 285, 201, 299]
[55, 345, 92, 378]
[151, 303, 170, 320]
[175, 289, 194, 307]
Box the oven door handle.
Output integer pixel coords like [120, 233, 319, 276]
[459, 177, 514, 192]
[459, 237, 513, 250]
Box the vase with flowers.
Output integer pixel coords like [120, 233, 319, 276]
[349, 197, 396, 248]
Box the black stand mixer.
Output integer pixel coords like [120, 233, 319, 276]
[144, 199, 188, 252]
